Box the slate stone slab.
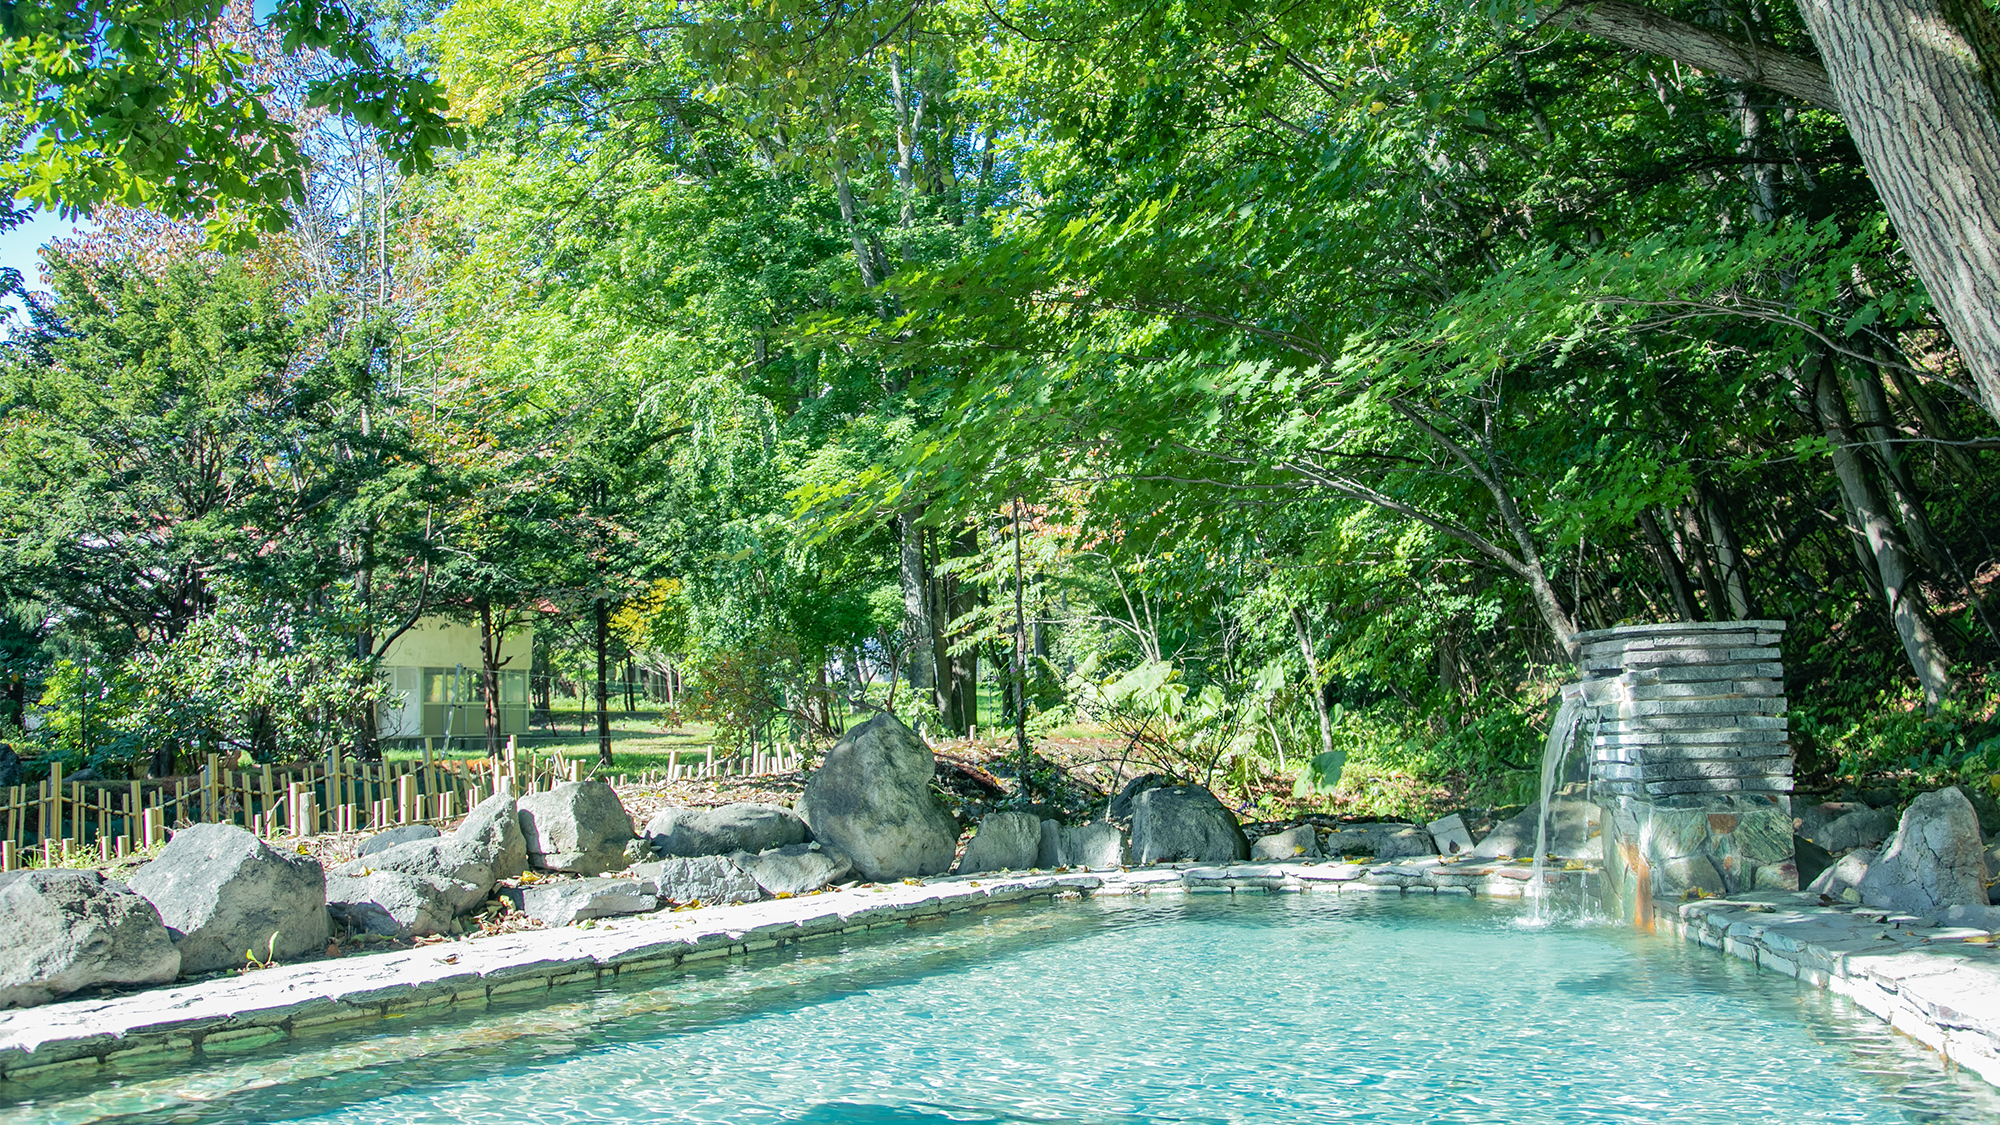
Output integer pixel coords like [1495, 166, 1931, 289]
[510, 879, 659, 927]
[632, 856, 761, 905]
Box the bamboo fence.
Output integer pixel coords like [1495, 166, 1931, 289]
[0, 737, 803, 871]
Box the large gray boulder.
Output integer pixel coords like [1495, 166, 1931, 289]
[0, 871, 179, 1007]
[1128, 785, 1249, 864]
[1322, 822, 1436, 860]
[645, 802, 809, 858]
[797, 713, 958, 881]
[509, 878, 658, 927]
[1250, 825, 1320, 860]
[517, 782, 634, 875]
[1109, 774, 1174, 820]
[456, 791, 529, 879]
[332, 792, 525, 907]
[1818, 807, 1898, 854]
[325, 871, 476, 938]
[731, 844, 853, 896]
[1061, 822, 1126, 869]
[127, 823, 328, 974]
[358, 824, 439, 858]
[1470, 800, 1596, 861]
[0, 744, 20, 788]
[632, 856, 762, 905]
[1860, 786, 1990, 916]
[957, 811, 1043, 874]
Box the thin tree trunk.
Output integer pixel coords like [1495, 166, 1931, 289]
[1637, 508, 1702, 621]
[1289, 606, 1337, 760]
[899, 509, 935, 696]
[595, 597, 612, 766]
[1678, 504, 1732, 620]
[1695, 480, 1756, 619]
[480, 603, 502, 759]
[1812, 360, 1958, 703]
[826, 124, 878, 289]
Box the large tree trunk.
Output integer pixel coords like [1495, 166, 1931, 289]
[1812, 361, 1958, 702]
[1795, 0, 2000, 426]
[1562, 0, 2000, 425]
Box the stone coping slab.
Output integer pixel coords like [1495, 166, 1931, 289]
[1668, 893, 2000, 1088]
[0, 855, 1582, 1084]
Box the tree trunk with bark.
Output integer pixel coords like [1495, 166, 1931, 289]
[1812, 359, 1958, 703]
[595, 597, 612, 766]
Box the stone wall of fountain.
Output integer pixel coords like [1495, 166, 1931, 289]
[1567, 620, 1796, 925]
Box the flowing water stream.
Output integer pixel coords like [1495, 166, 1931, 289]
[1528, 687, 1589, 924]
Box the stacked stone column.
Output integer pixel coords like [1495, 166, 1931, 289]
[1569, 620, 1797, 924]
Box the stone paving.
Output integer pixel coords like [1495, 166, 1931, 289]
[1668, 891, 2000, 1087]
[0, 854, 1575, 1085]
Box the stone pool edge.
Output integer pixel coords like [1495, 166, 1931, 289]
[0, 855, 1563, 1084]
[1667, 893, 2000, 1089]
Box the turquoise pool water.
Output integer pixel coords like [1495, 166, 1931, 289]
[11, 894, 2000, 1124]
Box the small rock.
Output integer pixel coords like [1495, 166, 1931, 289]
[797, 713, 958, 881]
[1797, 800, 1869, 843]
[1470, 800, 1596, 861]
[358, 824, 440, 858]
[1426, 814, 1476, 856]
[1943, 903, 2000, 931]
[1128, 785, 1249, 864]
[625, 837, 658, 864]
[517, 782, 634, 875]
[126, 823, 328, 975]
[731, 844, 853, 896]
[1323, 823, 1437, 860]
[1250, 825, 1320, 860]
[957, 811, 1043, 874]
[1859, 786, 1990, 916]
[1806, 847, 1877, 899]
[326, 871, 477, 938]
[644, 802, 809, 858]
[509, 878, 658, 926]
[632, 856, 761, 905]
[332, 793, 523, 913]
[0, 870, 179, 1008]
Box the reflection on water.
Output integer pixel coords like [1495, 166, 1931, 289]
[7, 894, 1999, 1125]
